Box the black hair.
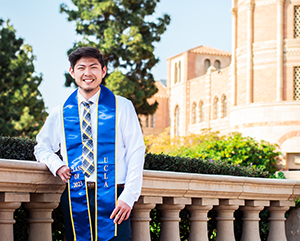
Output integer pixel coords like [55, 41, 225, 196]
[68, 47, 105, 70]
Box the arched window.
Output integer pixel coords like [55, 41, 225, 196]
[191, 102, 197, 124]
[151, 114, 156, 128]
[145, 115, 149, 127]
[199, 100, 204, 122]
[213, 97, 219, 120]
[214, 60, 221, 70]
[221, 95, 227, 118]
[178, 61, 181, 83]
[146, 114, 156, 128]
[174, 106, 180, 136]
[174, 62, 178, 84]
[204, 59, 211, 73]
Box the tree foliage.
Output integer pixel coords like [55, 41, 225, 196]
[145, 128, 280, 173]
[60, 0, 171, 115]
[0, 19, 47, 138]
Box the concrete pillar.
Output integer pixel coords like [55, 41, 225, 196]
[231, 7, 238, 106]
[267, 201, 295, 241]
[277, 0, 284, 101]
[131, 196, 162, 241]
[24, 194, 60, 241]
[246, 1, 254, 104]
[186, 198, 218, 241]
[0, 202, 22, 241]
[0, 192, 29, 241]
[157, 197, 191, 241]
[240, 200, 270, 241]
[285, 207, 300, 240]
[215, 199, 244, 241]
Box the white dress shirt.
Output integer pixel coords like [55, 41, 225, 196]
[34, 89, 145, 208]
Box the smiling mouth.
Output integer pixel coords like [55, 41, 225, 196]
[83, 79, 94, 83]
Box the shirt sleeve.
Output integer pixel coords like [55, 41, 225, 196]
[117, 98, 145, 208]
[34, 106, 65, 176]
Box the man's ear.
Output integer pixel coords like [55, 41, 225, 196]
[69, 67, 75, 79]
[102, 66, 107, 78]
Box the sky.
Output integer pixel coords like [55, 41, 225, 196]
[0, 0, 232, 112]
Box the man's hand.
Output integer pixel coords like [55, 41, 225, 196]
[110, 200, 131, 224]
[56, 165, 71, 183]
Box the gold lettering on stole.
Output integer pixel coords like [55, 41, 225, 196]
[104, 157, 109, 187]
[74, 173, 80, 180]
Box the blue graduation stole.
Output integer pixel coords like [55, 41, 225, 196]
[61, 85, 117, 241]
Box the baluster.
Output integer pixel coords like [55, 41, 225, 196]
[0, 192, 29, 241]
[24, 193, 60, 241]
[267, 200, 294, 241]
[187, 198, 219, 241]
[240, 200, 269, 241]
[215, 199, 244, 241]
[131, 196, 162, 241]
[157, 197, 191, 241]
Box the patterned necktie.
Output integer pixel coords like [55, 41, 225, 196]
[81, 101, 95, 177]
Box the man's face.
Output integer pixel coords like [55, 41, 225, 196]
[69, 57, 107, 99]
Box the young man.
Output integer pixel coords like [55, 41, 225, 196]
[34, 47, 145, 241]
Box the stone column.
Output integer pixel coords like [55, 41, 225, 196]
[187, 198, 218, 241]
[0, 202, 22, 241]
[231, 7, 238, 106]
[157, 197, 191, 241]
[277, 0, 284, 101]
[267, 200, 295, 241]
[0, 192, 29, 241]
[246, 2, 254, 104]
[215, 199, 244, 241]
[240, 200, 270, 241]
[24, 194, 61, 241]
[131, 196, 162, 241]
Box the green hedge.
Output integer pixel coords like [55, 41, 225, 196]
[145, 153, 271, 178]
[0, 136, 36, 161]
[0, 136, 280, 240]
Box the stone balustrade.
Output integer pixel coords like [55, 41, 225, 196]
[0, 158, 300, 241]
[132, 170, 300, 241]
[0, 159, 65, 241]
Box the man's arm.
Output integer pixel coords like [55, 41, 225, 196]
[110, 98, 145, 224]
[34, 106, 68, 182]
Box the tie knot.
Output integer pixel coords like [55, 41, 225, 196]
[83, 101, 93, 108]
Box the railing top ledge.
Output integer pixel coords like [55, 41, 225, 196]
[0, 158, 48, 171]
[142, 170, 300, 201]
[143, 170, 300, 185]
[0, 158, 65, 194]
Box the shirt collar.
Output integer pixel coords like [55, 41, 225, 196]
[78, 88, 100, 105]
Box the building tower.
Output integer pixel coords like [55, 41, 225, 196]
[230, 0, 300, 169]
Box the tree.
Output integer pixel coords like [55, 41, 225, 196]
[0, 19, 47, 138]
[60, 0, 171, 115]
[145, 129, 280, 173]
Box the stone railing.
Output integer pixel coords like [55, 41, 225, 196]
[1, 158, 299, 241]
[0, 159, 65, 241]
[132, 170, 300, 241]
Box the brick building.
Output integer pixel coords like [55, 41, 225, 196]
[140, 80, 169, 136]
[143, 0, 300, 170]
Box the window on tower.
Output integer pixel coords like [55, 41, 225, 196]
[294, 6, 300, 38]
[214, 60, 221, 70]
[174, 106, 180, 136]
[204, 59, 211, 73]
[192, 102, 197, 124]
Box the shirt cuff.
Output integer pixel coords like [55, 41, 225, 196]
[118, 188, 138, 209]
[40, 155, 65, 177]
